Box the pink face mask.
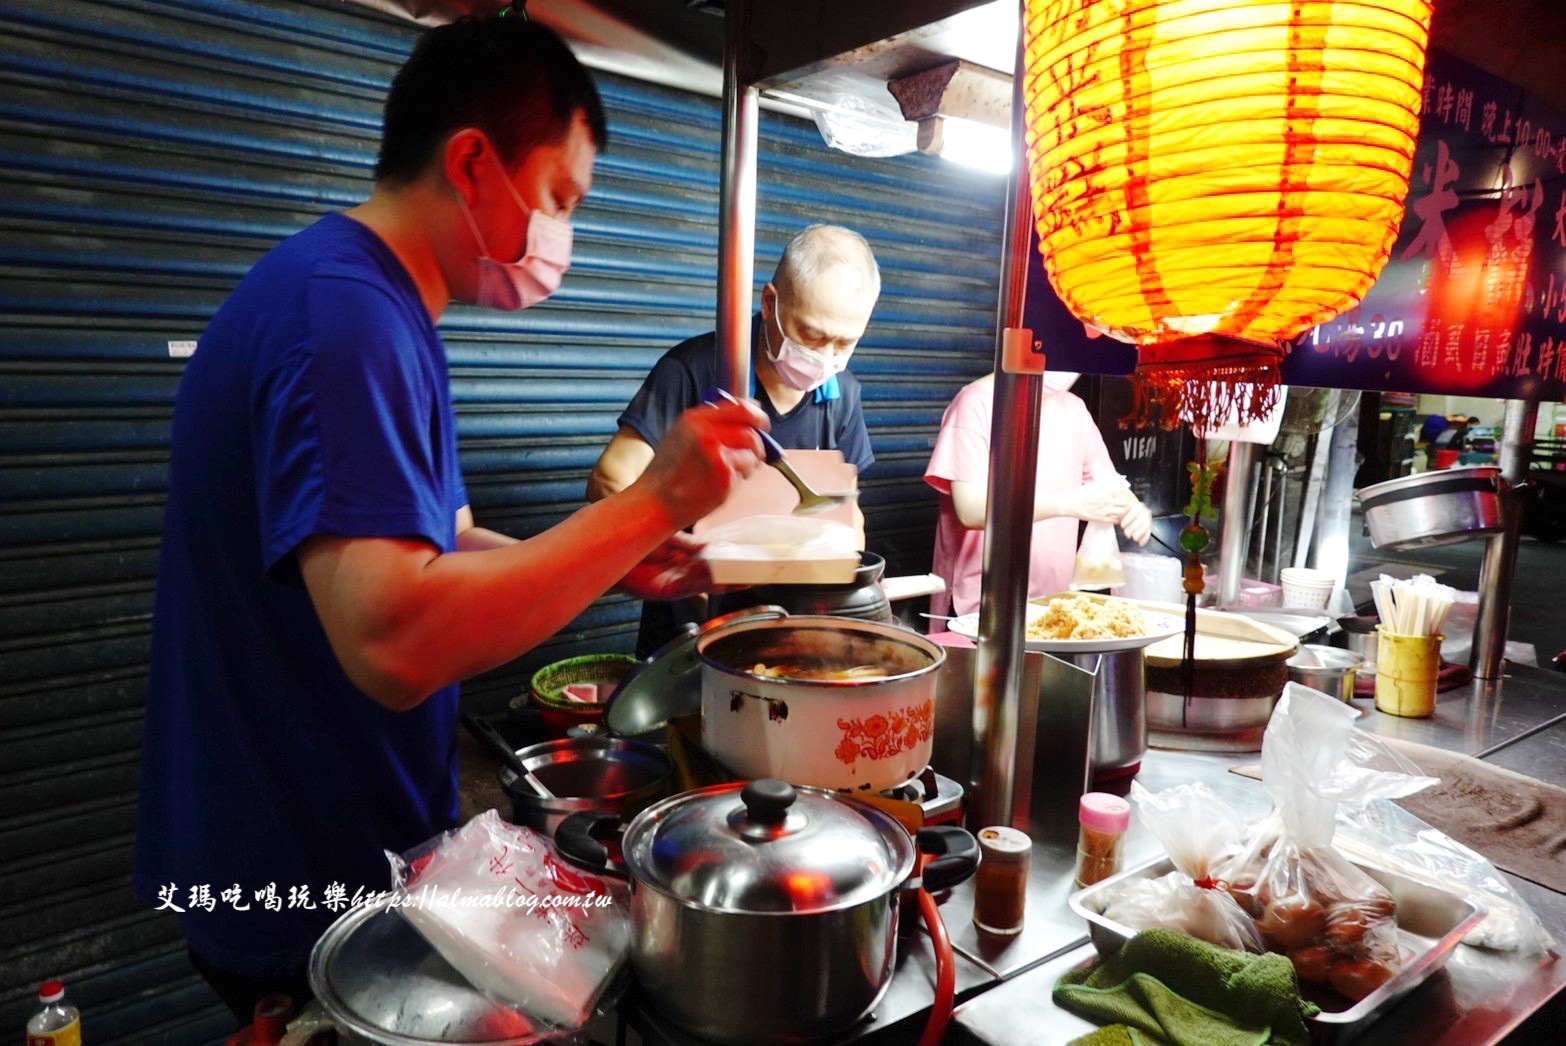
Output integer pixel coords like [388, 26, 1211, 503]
[766, 305, 850, 392]
[455, 155, 573, 311]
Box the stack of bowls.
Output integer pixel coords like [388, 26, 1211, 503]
[1280, 567, 1335, 609]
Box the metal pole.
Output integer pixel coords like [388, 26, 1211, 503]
[1293, 431, 1331, 569]
[1273, 459, 1287, 582]
[1216, 440, 1256, 605]
[971, 6, 1043, 831]
[1256, 457, 1273, 578]
[1313, 409, 1361, 594]
[716, 0, 758, 396]
[1472, 399, 1539, 679]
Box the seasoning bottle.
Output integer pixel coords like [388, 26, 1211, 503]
[26, 980, 81, 1046]
[972, 826, 1031, 936]
[1073, 792, 1130, 889]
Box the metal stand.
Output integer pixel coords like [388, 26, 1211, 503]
[1216, 440, 1256, 606]
[971, 9, 1043, 831]
[716, 0, 758, 396]
[1472, 399, 1539, 679]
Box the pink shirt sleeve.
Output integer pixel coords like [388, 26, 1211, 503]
[925, 382, 992, 496]
[1070, 394, 1117, 484]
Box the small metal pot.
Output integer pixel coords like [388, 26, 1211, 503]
[1358, 467, 1503, 550]
[556, 780, 977, 1045]
[1338, 616, 1381, 672]
[497, 737, 671, 839]
[1286, 645, 1365, 703]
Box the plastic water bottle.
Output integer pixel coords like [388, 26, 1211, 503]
[26, 980, 81, 1046]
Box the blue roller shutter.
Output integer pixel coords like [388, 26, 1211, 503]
[0, 1, 1004, 1040]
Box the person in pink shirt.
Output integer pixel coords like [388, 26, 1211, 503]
[924, 371, 1153, 619]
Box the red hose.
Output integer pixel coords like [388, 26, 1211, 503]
[917, 852, 956, 1046]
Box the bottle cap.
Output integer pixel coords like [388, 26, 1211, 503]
[977, 825, 1031, 856]
[39, 979, 64, 1003]
[1079, 792, 1130, 833]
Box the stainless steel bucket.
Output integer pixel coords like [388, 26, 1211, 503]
[1286, 645, 1365, 703]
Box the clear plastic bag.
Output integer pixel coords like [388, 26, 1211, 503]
[386, 811, 630, 1030]
[1225, 684, 1439, 999]
[1096, 781, 1263, 953]
[1336, 798, 1556, 955]
[1071, 474, 1129, 589]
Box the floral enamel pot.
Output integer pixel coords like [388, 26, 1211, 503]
[695, 614, 945, 794]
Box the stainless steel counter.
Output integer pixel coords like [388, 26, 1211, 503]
[1350, 661, 1566, 756]
[453, 663, 1566, 1045]
[950, 665, 1566, 1046]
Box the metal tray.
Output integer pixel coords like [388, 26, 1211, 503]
[1068, 856, 1485, 1034]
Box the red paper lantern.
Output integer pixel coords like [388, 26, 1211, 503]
[1022, 0, 1434, 427]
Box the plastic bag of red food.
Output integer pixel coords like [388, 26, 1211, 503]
[1223, 684, 1438, 999]
[1093, 781, 1264, 953]
[386, 811, 630, 1030]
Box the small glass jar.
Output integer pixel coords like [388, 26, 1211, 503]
[1073, 792, 1130, 889]
[972, 826, 1031, 936]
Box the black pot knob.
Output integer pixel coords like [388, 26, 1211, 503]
[741, 779, 797, 824]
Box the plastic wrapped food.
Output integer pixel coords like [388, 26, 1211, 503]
[387, 811, 630, 1030]
[1095, 781, 1263, 953]
[1071, 522, 1125, 589]
[1224, 684, 1438, 999]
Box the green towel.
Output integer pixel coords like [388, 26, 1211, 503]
[1067, 1026, 1147, 1046]
[1055, 930, 1318, 1046]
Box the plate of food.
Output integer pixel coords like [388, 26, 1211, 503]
[947, 592, 1185, 653]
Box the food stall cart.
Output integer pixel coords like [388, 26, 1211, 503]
[352, 0, 1566, 1042]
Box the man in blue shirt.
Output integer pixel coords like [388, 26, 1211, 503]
[133, 18, 766, 1022]
[588, 224, 879, 655]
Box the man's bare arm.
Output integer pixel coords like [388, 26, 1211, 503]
[300, 402, 763, 710]
[587, 427, 655, 502]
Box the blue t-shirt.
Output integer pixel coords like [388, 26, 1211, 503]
[133, 213, 465, 976]
[618, 315, 875, 472]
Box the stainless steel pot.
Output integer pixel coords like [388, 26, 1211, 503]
[309, 895, 614, 1045]
[1339, 616, 1380, 672]
[1286, 644, 1365, 703]
[497, 737, 671, 838]
[696, 615, 945, 794]
[1358, 467, 1503, 550]
[555, 780, 977, 1045]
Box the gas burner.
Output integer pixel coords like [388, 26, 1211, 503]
[880, 766, 965, 827]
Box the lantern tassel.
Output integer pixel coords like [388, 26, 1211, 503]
[1123, 337, 1286, 433]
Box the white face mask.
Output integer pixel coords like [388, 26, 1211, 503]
[766, 304, 850, 392]
[455, 154, 573, 311]
[1041, 370, 1080, 393]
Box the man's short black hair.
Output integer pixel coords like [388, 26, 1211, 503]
[375, 17, 607, 183]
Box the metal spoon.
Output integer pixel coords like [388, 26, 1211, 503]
[705, 388, 858, 516]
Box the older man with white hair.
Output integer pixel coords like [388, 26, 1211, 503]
[589, 224, 880, 655]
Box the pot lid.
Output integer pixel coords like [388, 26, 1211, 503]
[622, 780, 916, 915]
[604, 607, 790, 737]
[309, 898, 617, 1045]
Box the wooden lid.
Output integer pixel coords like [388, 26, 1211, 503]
[1138, 603, 1299, 667]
